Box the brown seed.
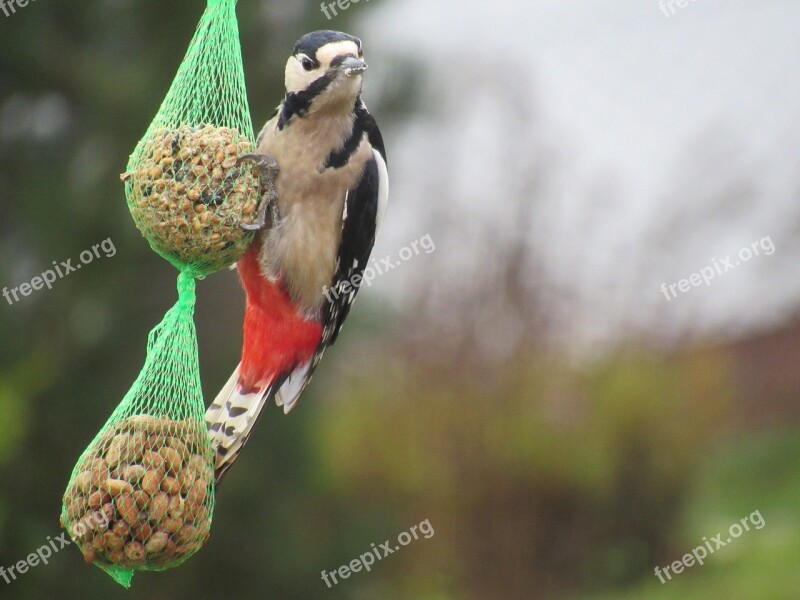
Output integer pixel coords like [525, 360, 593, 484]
[104, 479, 134, 497]
[161, 516, 183, 534]
[192, 505, 210, 526]
[124, 465, 146, 484]
[89, 460, 110, 487]
[167, 436, 190, 454]
[149, 166, 163, 179]
[133, 522, 153, 543]
[161, 156, 174, 167]
[82, 547, 97, 564]
[145, 532, 169, 555]
[105, 434, 130, 467]
[176, 524, 200, 545]
[89, 490, 111, 510]
[71, 517, 93, 542]
[164, 540, 180, 559]
[225, 143, 237, 155]
[124, 541, 146, 564]
[91, 534, 105, 553]
[188, 455, 212, 479]
[104, 531, 125, 552]
[141, 469, 165, 495]
[142, 450, 164, 470]
[119, 415, 165, 435]
[133, 490, 150, 509]
[101, 503, 115, 523]
[148, 492, 169, 522]
[160, 447, 182, 473]
[75, 471, 93, 494]
[109, 463, 127, 480]
[178, 469, 197, 495]
[189, 189, 201, 202]
[116, 493, 138, 525]
[186, 479, 208, 508]
[168, 493, 185, 517]
[107, 549, 125, 565]
[161, 476, 181, 495]
[112, 521, 130, 538]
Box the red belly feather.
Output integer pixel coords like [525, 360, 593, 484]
[237, 243, 322, 393]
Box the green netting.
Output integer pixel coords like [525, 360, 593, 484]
[61, 0, 259, 587]
[61, 274, 214, 587]
[123, 0, 259, 276]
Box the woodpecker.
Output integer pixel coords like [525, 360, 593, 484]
[205, 31, 389, 483]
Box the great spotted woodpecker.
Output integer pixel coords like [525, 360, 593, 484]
[205, 31, 389, 483]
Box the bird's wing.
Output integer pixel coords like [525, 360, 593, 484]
[275, 115, 388, 413]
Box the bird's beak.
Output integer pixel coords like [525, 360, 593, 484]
[338, 56, 368, 77]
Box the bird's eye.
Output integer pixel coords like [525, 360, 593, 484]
[301, 57, 316, 71]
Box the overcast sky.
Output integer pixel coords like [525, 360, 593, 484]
[358, 0, 800, 351]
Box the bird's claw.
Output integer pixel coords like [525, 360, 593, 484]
[238, 153, 280, 232]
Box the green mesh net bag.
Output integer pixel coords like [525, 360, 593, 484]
[122, 0, 261, 273]
[60, 0, 263, 587]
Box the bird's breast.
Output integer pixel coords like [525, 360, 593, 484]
[253, 119, 371, 312]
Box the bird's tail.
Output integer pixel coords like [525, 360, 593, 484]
[205, 363, 282, 484]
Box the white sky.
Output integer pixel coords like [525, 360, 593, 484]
[358, 0, 800, 350]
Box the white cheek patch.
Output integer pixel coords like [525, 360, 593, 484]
[285, 57, 321, 94]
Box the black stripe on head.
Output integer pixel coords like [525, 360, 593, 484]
[293, 30, 362, 62]
[278, 71, 336, 129]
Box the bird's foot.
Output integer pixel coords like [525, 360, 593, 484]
[238, 153, 280, 232]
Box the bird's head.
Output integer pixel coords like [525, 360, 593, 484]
[284, 30, 367, 113]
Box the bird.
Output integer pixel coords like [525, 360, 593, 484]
[205, 30, 389, 483]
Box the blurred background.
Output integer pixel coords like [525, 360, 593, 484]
[1, 0, 799, 598]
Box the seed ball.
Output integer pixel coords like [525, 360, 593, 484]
[63, 415, 215, 569]
[124, 125, 263, 273]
